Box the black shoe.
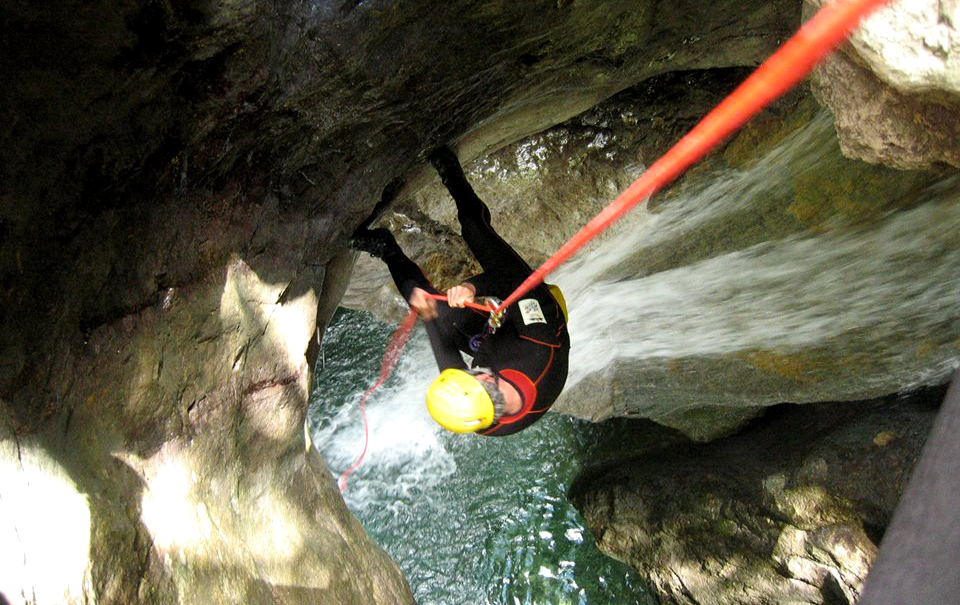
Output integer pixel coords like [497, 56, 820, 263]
[428, 146, 465, 186]
[349, 227, 396, 259]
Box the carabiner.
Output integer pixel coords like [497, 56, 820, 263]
[482, 297, 506, 331]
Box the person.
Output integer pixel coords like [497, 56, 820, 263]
[351, 147, 570, 436]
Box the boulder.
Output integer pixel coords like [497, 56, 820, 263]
[808, 0, 960, 169]
[0, 244, 414, 604]
[0, 0, 803, 601]
[568, 387, 943, 605]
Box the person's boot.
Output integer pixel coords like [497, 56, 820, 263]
[349, 227, 397, 259]
[428, 146, 466, 188]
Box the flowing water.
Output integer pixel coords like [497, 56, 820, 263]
[310, 309, 653, 604]
[556, 114, 960, 393]
[310, 113, 960, 604]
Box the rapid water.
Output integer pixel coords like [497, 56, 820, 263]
[311, 309, 652, 604]
[310, 112, 960, 603]
[555, 114, 960, 392]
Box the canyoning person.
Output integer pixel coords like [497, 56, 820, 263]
[351, 147, 570, 436]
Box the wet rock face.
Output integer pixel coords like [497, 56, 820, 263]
[568, 387, 942, 605]
[350, 75, 960, 440]
[1, 0, 804, 602]
[808, 0, 960, 169]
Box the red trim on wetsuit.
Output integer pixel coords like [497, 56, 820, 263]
[534, 346, 556, 386]
[519, 335, 562, 348]
[478, 369, 538, 431]
[498, 369, 537, 411]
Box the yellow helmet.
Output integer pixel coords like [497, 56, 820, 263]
[426, 369, 496, 433]
[546, 283, 568, 323]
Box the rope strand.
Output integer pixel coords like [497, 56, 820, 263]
[425, 292, 496, 312]
[496, 0, 893, 312]
[338, 309, 419, 492]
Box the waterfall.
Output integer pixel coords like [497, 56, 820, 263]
[555, 113, 960, 395]
[312, 111, 960, 604]
[311, 310, 652, 604]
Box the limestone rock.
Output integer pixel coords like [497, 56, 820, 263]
[808, 0, 960, 168]
[1, 0, 805, 601]
[348, 79, 960, 440]
[811, 48, 960, 170]
[813, 0, 960, 94]
[568, 388, 941, 605]
[1, 251, 414, 604]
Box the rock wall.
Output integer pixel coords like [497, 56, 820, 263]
[568, 387, 943, 605]
[808, 0, 960, 169]
[348, 77, 960, 440]
[0, 238, 416, 604]
[0, 0, 804, 602]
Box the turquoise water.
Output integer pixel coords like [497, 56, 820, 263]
[309, 308, 653, 605]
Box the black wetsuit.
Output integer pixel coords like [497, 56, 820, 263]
[378, 159, 570, 436]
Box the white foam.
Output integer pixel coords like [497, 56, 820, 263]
[314, 331, 456, 510]
[552, 116, 960, 391]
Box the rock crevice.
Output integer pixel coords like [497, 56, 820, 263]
[569, 389, 942, 605]
[3, 0, 960, 602]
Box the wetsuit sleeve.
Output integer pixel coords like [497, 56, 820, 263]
[465, 272, 500, 298]
[422, 316, 468, 372]
[465, 272, 518, 299]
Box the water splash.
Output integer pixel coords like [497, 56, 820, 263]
[313, 314, 455, 511]
[311, 310, 652, 604]
[555, 114, 960, 393]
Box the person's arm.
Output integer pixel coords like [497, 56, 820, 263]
[408, 287, 439, 319]
[424, 324, 468, 371]
[408, 287, 468, 371]
[445, 283, 476, 308]
[464, 273, 508, 299]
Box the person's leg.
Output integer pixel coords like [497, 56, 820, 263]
[429, 148, 530, 280]
[352, 227, 432, 300]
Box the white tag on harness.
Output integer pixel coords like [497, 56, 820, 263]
[518, 299, 547, 325]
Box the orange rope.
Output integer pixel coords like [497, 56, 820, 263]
[425, 292, 496, 312]
[497, 0, 894, 313]
[338, 309, 419, 492]
[338, 0, 893, 490]
[339, 294, 493, 492]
